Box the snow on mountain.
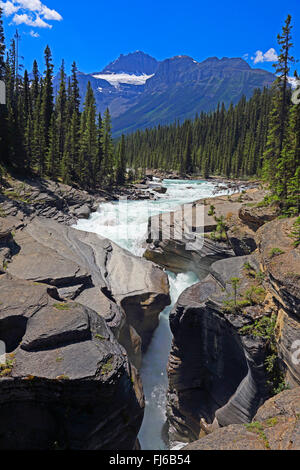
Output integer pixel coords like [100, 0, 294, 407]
[62, 51, 275, 136]
[92, 73, 154, 88]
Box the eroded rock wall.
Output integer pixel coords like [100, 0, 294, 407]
[167, 255, 269, 446]
[0, 274, 144, 450]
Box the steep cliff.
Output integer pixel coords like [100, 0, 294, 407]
[144, 189, 299, 448]
[255, 218, 300, 387]
[167, 254, 270, 446]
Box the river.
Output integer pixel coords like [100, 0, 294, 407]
[74, 179, 230, 450]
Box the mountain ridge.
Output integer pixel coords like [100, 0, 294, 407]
[53, 51, 275, 136]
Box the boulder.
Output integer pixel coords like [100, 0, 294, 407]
[106, 242, 171, 350]
[239, 205, 280, 231]
[71, 204, 91, 219]
[0, 274, 144, 450]
[6, 218, 171, 357]
[145, 238, 234, 278]
[226, 214, 257, 256]
[0, 217, 23, 273]
[152, 186, 167, 194]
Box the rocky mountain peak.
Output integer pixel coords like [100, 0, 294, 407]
[101, 51, 159, 75]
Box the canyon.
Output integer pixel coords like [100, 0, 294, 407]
[0, 176, 299, 450]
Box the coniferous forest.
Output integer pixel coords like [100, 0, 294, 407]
[0, 4, 300, 453]
[0, 10, 299, 214]
[124, 87, 273, 179]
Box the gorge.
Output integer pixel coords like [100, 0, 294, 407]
[0, 175, 299, 450]
[73, 178, 242, 449]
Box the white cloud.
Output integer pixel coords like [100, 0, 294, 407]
[17, 0, 42, 11]
[252, 48, 278, 64]
[0, 0, 19, 15]
[13, 12, 52, 28]
[0, 0, 62, 28]
[40, 5, 62, 21]
[32, 14, 51, 27]
[29, 29, 39, 37]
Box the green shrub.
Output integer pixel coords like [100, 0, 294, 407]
[290, 216, 300, 248]
[244, 422, 270, 449]
[101, 357, 114, 375]
[269, 247, 285, 258]
[240, 315, 287, 396]
[210, 215, 228, 242]
[53, 303, 70, 311]
[208, 205, 216, 216]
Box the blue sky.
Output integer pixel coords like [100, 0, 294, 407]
[0, 0, 299, 75]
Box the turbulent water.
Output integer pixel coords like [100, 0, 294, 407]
[75, 179, 231, 450]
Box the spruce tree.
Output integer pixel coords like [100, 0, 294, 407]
[0, 8, 6, 164]
[263, 15, 294, 202]
[0, 7, 5, 80]
[184, 126, 193, 174]
[46, 113, 58, 178]
[116, 134, 126, 185]
[101, 108, 114, 185]
[56, 60, 67, 172]
[31, 60, 40, 104]
[39, 45, 54, 173]
[79, 82, 98, 188]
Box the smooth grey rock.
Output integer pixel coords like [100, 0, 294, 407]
[7, 218, 170, 354]
[0, 274, 144, 450]
[72, 204, 91, 219]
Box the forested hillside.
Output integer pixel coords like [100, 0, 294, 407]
[0, 7, 124, 190]
[125, 15, 299, 214]
[124, 87, 272, 178]
[0, 10, 299, 214]
[112, 55, 274, 136]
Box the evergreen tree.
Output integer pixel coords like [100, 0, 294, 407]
[39, 45, 54, 173]
[31, 60, 40, 104]
[55, 60, 67, 172]
[78, 81, 98, 188]
[0, 7, 5, 80]
[101, 108, 114, 185]
[263, 15, 294, 201]
[0, 8, 6, 165]
[285, 75, 300, 212]
[46, 114, 58, 178]
[70, 61, 80, 115]
[116, 134, 126, 185]
[183, 126, 193, 174]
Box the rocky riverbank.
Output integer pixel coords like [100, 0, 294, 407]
[0, 175, 169, 226]
[143, 187, 300, 448]
[1, 176, 299, 451]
